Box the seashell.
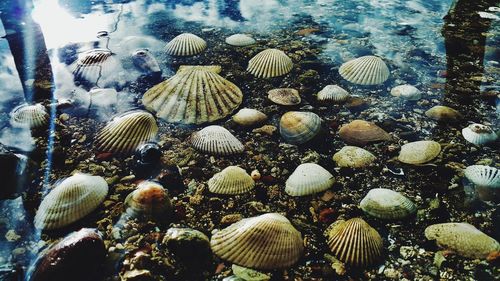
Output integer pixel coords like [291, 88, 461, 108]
[390, 84, 421, 100]
[397, 140, 441, 165]
[279, 111, 321, 144]
[425, 105, 462, 122]
[247, 48, 293, 78]
[164, 33, 206, 56]
[285, 163, 335, 196]
[124, 181, 173, 221]
[10, 103, 49, 129]
[232, 108, 267, 127]
[142, 65, 243, 124]
[267, 88, 301, 105]
[132, 48, 161, 73]
[208, 166, 255, 194]
[225, 34, 256, 46]
[190, 125, 244, 155]
[360, 188, 417, 220]
[317, 85, 350, 103]
[88, 87, 117, 108]
[338, 55, 390, 85]
[95, 110, 158, 154]
[332, 146, 376, 168]
[34, 174, 109, 230]
[461, 123, 498, 145]
[338, 120, 391, 146]
[72, 48, 119, 84]
[253, 125, 277, 136]
[425, 222, 500, 259]
[210, 213, 304, 270]
[464, 165, 500, 188]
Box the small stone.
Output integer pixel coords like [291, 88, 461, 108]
[232, 264, 270, 281]
[250, 169, 261, 180]
[383, 267, 400, 279]
[399, 246, 416, 259]
[59, 113, 70, 122]
[120, 175, 136, 182]
[220, 214, 243, 225]
[253, 125, 277, 136]
[5, 230, 21, 242]
[121, 269, 153, 281]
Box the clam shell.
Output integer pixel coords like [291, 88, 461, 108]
[461, 123, 498, 145]
[285, 163, 334, 196]
[317, 85, 350, 103]
[124, 181, 172, 220]
[225, 34, 256, 46]
[425, 106, 462, 122]
[338, 120, 391, 146]
[95, 110, 158, 154]
[34, 174, 109, 230]
[142, 65, 243, 124]
[210, 213, 304, 270]
[279, 111, 321, 144]
[360, 188, 416, 220]
[267, 88, 301, 105]
[10, 103, 49, 129]
[425, 222, 500, 259]
[338, 56, 389, 85]
[464, 165, 500, 188]
[247, 48, 293, 78]
[165, 33, 206, 56]
[72, 48, 119, 84]
[397, 140, 441, 164]
[332, 146, 376, 168]
[326, 218, 383, 267]
[390, 84, 421, 100]
[190, 125, 244, 155]
[132, 48, 161, 73]
[232, 108, 267, 127]
[208, 166, 255, 194]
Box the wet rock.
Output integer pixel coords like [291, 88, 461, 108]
[0, 144, 26, 199]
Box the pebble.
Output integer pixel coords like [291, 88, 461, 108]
[252, 125, 277, 136]
[5, 230, 21, 242]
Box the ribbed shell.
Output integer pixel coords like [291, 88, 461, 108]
[390, 84, 421, 100]
[190, 125, 244, 155]
[461, 123, 498, 145]
[317, 85, 350, 103]
[165, 33, 206, 56]
[267, 88, 301, 105]
[326, 218, 383, 267]
[279, 111, 321, 144]
[34, 174, 109, 230]
[338, 120, 391, 146]
[339, 56, 389, 85]
[398, 140, 441, 164]
[332, 146, 376, 168]
[285, 163, 335, 196]
[247, 49, 293, 78]
[124, 181, 173, 220]
[142, 66, 243, 124]
[464, 165, 500, 188]
[10, 103, 49, 129]
[360, 188, 417, 220]
[208, 166, 255, 194]
[225, 34, 256, 46]
[232, 108, 267, 127]
[72, 48, 117, 83]
[210, 213, 304, 270]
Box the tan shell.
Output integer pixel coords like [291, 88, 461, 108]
[397, 140, 441, 164]
[142, 66, 243, 124]
[190, 125, 244, 155]
[425, 223, 500, 259]
[210, 213, 304, 270]
[247, 49, 293, 78]
[339, 56, 389, 85]
[267, 88, 301, 105]
[464, 165, 500, 188]
[208, 166, 255, 194]
[390, 84, 421, 100]
[232, 108, 267, 127]
[326, 218, 383, 267]
[34, 174, 109, 230]
[285, 163, 335, 196]
[360, 188, 417, 220]
[461, 123, 498, 145]
[332, 146, 376, 168]
[425, 106, 462, 122]
[225, 34, 256, 47]
[338, 120, 391, 146]
[124, 181, 172, 220]
[165, 33, 206, 56]
[95, 110, 158, 154]
[317, 85, 350, 103]
[10, 103, 49, 129]
[279, 111, 321, 144]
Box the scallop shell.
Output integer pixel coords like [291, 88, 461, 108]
[165, 33, 206, 56]
[332, 146, 376, 168]
[34, 174, 109, 230]
[232, 108, 267, 127]
[124, 181, 172, 220]
[247, 49, 293, 78]
[225, 34, 256, 46]
[397, 140, 441, 164]
[10, 103, 49, 129]
[72, 48, 119, 84]
[339, 56, 390, 85]
[360, 188, 416, 220]
[190, 125, 244, 155]
[208, 166, 255, 194]
[285, 163, 335, 196]
[142, 65, 243, 124]
[425, 106, 462, 122]
[464, 165, 500, 188]
[338, 120, 391, 146]
[279, 111, 321, 144]
[95, 110, 158, 154]
[317, 85, 350, 103]
[325, 218, 383, 267]
[210, 213, 304, 270]
[267, 88, 301, 105]
[390, 84, 421, 100]
[461, 123, 498, 145]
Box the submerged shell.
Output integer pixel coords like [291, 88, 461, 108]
[132, 48, 161, 73]
[461, 123, 498, 145]
[332, 146, 376, 168]
[360, 188, 417, 220]
[232, 108, 267, 127]
[208, 166, 255, 194]
[339, 56, 390, 85]
[247, 49, 293, 78]
[225, 34, 256, 46]
[142, 66, 243, 124]
[397, 140, 441, 164]
[285, 163, 335, 196]
[317, 85, 350, 103]
[34, 174, 109, 230]
[268, 88, 301, 105]
[338, 120, 391, 146]
[190, 125, 244, 155]
[464, 165, 500, 188]
[279, 111, 321, 144]
[10, 103, 49, 129]
[425, 106, 462, 122]
[95, 110, 158, 154]
[210, 213, 304, 270]
[165, 33, 206, 56]
[72, 48, 119, 84]
[125, 181, 172, 220]
[390, 84, 421, 100]
[326, 218, 383, 267]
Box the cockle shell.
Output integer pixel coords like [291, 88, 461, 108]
[390, 84, 421, 100]
[225, 34, 256, 46]
[142, 65, 243, 124]
[360, 188, 417, 220]
[332, 146, 376, 168]
[279, 111, 321, 144]
[285, 163, 335, 196]
[124, 181, 172, 221]
[34, 174, 109, 230]
[10, 103, 49, 129]
[338, 56, 390, 85]
[338, 120, 391, 146]
[425, 223, 500, 259]
[267, 88, 301, 105]
[425, 106, 462, 122]
[232, 108, 267, 127]
[247, 48, 293, 78]
[190, 125, 244, 155]
[461, 123, 498, 145]
[165, 33, 206, 56]
[210, 213, 304, 270]
[95, 110, 158, 154]
[208, 166, 255, 194]
[397, 140, 441, 164]
[317, 85, 350, 103]
[72, 48, 119, 84]
[464, 165, 500, 188]
[132, 48, 161, 73]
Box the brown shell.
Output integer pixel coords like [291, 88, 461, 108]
[124, 181, 173, 221]
[338, 120, 391, 146]
[267, 88, 301, 105]
[425, 106, 463, 122]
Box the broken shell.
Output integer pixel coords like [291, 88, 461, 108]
[425, 105, 462, 122]
[397, 140, 441, 164]
[285, 163, 335, 196]
[338, 56, 390, 85]
[232, 108, 267, 127]
[124, 181, 172, 221]
[461, 123, 498, 145]
[208, 166, 255, 194]
[332, 146, 376, 168]
[390, 84, 421, 100]
[210, 213, 304, 270]
[225, 34, 256, 46]
[10, 103, 49, 129]
[464, 165, 500, 188]
[164, 33, 206, 56]
[360, 188, 417, 220]
[190, 125, 244, 155]
[132, 48, 161, 73]
[267, 88, 301, 105]
[279, 111, 321, 144]
[338, 120, 391, 146]
[317, 85, 350, 103]
[247, 48, 293, 78]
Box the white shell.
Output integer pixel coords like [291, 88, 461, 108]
[208, 166, 255, 194]
[332, 146, 376, 168]
[267, 88, 301, 105]
[72, 48, 120, 84]
[247, 49, 293, 78]
[398, 140, 441, 165]
[339, 55, 390, 85]
[10, 103, 49, 129]
[132, 48, 161, 73]
[285, 163, 335, 196]
[232, 108, 267, 127]
[190, 125, 244, 155]
[165, 33, 206, 56]
[461, 123, 498, 145]
[360, 188, 417, 220]
[279, 111, 321, 144]
[390, 84, 421, 100]
[225, 34, 256, 47]
[464, 165, 500, 188]
[317, 85, 350, 103]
